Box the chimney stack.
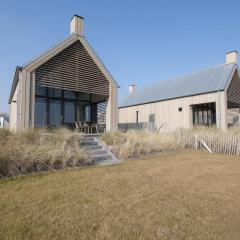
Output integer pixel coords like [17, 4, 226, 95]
[70, 15, 84, 36]
[226, 51, 238, 64]
[129, 84, 136, 94]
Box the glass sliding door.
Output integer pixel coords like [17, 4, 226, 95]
[49, 100, 61, 127]
[76, 102, 90, 122]
[34, 84, 104, 128]
[35, 98, 47, 127]
[192, 103, 216, 126]
[64, 101, 75, 124]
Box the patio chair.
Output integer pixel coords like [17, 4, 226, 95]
[77, 121, 84, 133]
[83, 122, 89, 134]
[75, 121, 80, 132]
[91, 123, 98, 134]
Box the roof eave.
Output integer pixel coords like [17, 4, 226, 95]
[79, 36, 119, 88]
[224, 64, 239, 90]
[119, 89, 225, 109]
[23, 34, 79, 72]
[8, 66, 22, 104]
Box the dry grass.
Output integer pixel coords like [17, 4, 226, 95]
[102, 130, 183, 159]
[0, 151, 240, 240]
[102, 128, 240, 159]
[0, 128, 88, 178]
[178, 127, 240, 155]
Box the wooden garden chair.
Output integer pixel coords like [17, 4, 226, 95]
[75, 121, 80, 132]
[78, 121, 84, 133]
[83, 122, 89, 134]
[91, 123, 98, 134]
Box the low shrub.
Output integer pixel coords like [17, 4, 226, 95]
[0, 128, 88, 178]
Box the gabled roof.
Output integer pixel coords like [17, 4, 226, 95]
[22, 34, 78, 69]
[9, 33, 118, 103]
[8, 66, 22, 104]
[120, 63, 237, 108]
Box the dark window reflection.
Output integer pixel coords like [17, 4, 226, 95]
[64, 101, 75, 124]
[34, 85, 106, 128]
[76, 102, 90, 122]
[35, 98, 47, 127]
[49, 100, 61, 127]
[35, 85, 47, 97]
[48, 87, 62, 98]
[64, 89, 76, 100]
[192, 103, 216, 126]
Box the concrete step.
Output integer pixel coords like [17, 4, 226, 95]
[91, 153, 112, 162]
[89, 149, 108, 156]
[80, 141, 98, 146]
[81, 134, 100, 138]
[84, 145, 102, 150]
[80, 137, 96, 142]
[93, 158, 122, 166]
[79, 135, 121, 167]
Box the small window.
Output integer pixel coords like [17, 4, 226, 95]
[178, 107, 182, 112]
[149, 114, 155, 123]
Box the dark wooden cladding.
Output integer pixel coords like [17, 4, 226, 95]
[35, 40, 109, 96]
[227, 70, 240, 105]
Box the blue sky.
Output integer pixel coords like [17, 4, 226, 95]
[1, 0, 240, 113]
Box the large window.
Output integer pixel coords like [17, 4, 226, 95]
[35, 98, 47, 127]
[49, 100, 61, 127]
[64, 101, 75, 124]
[34, 85, 97, 128]
[192, 103, 216, 126]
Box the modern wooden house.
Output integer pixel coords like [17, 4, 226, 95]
[9, 15, 118, 132]
[119, 51, 240, 132]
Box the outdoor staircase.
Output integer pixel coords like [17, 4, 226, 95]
[80, 134, 121, 166]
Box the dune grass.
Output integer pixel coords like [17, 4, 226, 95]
[0, 128, 88, 178]
[102, 127, 240, 159]
[101, 130, 183, 159]
[1, 150, 240, 240]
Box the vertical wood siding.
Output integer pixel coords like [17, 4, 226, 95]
[119, 92, 225, 132]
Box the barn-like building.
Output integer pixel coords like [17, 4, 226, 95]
[9, 15, 118, 132]
[119, 51, 240, 132]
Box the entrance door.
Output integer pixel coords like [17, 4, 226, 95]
[149, 114, 155, 131]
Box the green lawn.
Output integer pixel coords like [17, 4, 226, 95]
[1, 151, 240, 240]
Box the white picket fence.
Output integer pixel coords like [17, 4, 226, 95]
[178, 130, 240, 156]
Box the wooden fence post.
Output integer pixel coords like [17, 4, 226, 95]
[195, 134, 198, 150]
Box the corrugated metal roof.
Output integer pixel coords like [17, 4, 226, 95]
[119, 63, 236, 108]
